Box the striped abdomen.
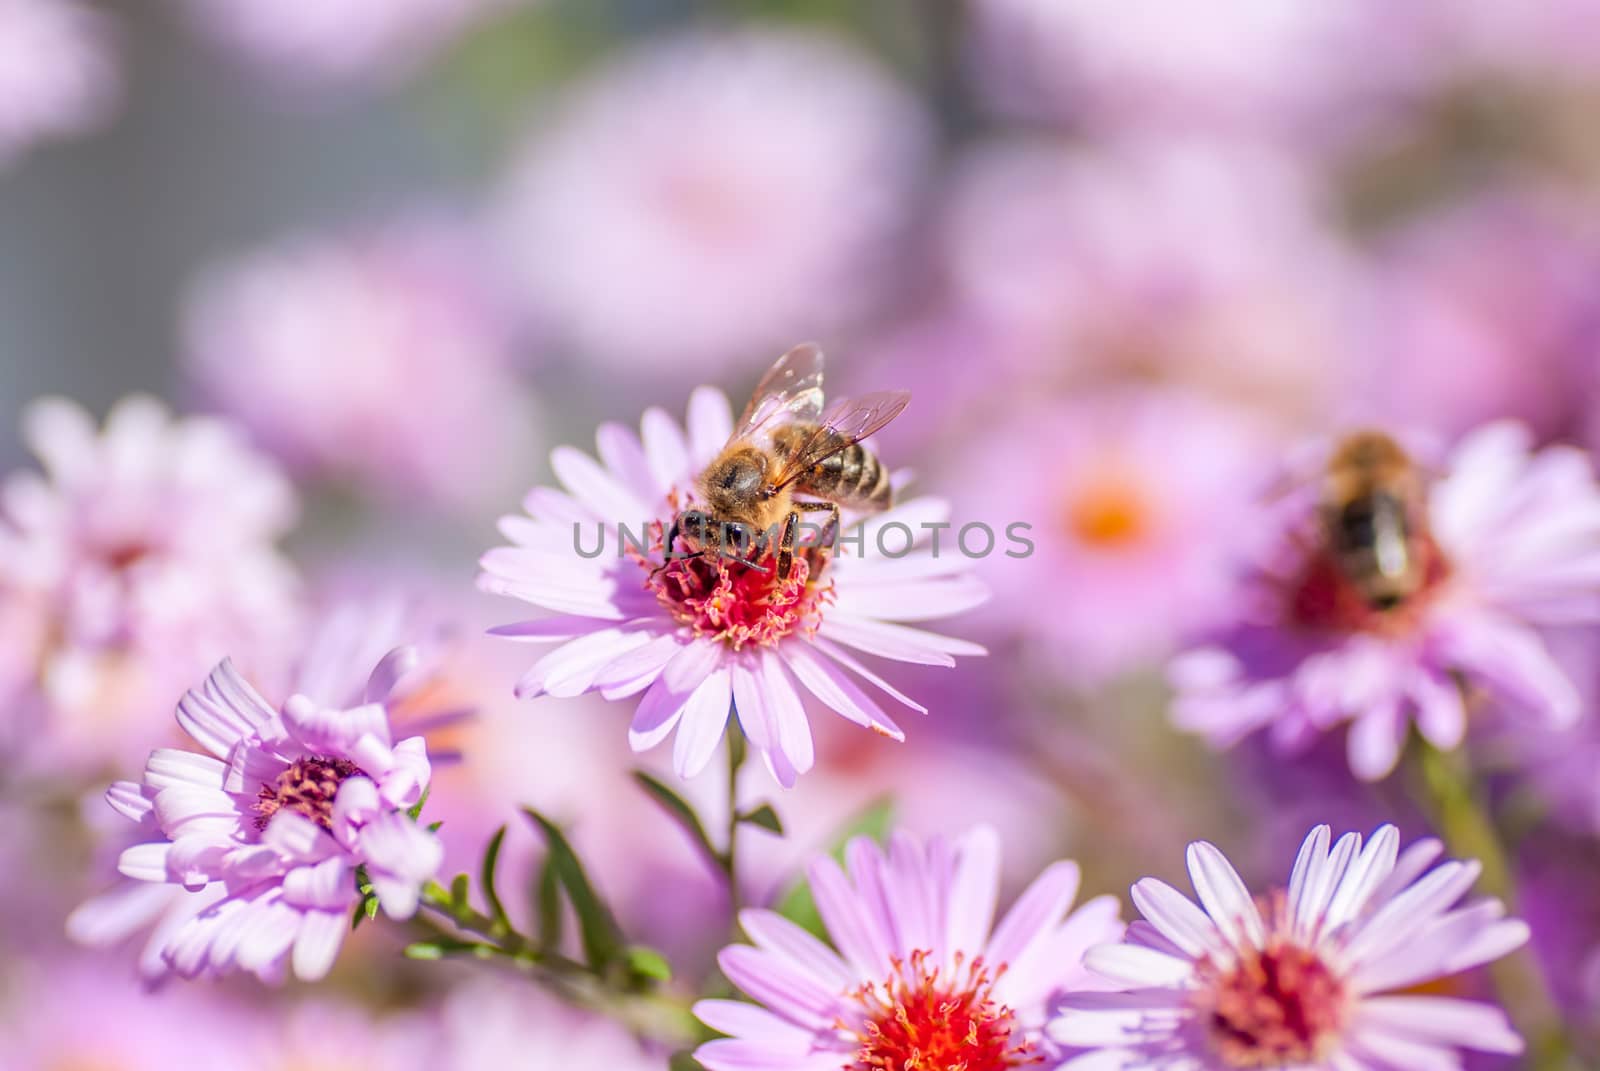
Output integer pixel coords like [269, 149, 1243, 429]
[774, 423, 893, 511]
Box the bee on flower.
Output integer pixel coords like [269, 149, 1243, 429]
[479, 346, 987, 787]
[1172, 422, 1600, 779]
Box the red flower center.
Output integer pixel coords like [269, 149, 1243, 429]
[640, 522, 833, 650]
[254, 755, 363, 832]
[847, 951, 1037, 1071]
[1193, 909, 1348, 1068]
[1282, 529, 1451, 637]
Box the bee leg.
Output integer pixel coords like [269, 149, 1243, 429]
[791, 502, 840, 575]
[775, 511, 798, 581]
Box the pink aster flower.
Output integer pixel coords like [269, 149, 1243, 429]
[694, 826, 1125, 1071]
[103, 656, 441, 983]
[180, 0, 510, 90]
[494, 30, 931, 379]
[1345, 188, 1600, 443]
[948, 387, 1274, 681]
[965, 0, 1428, 149]
[478, 381, 986, 787]
[0, 0, 118, 168]
[939, 138, 1351, 419]
[69, 595, 461, 981]
[1172, 422, 1600, 779]
[1054, 824, 1529, 1069]
[0, 396, 300, 770]
[182, 218, 534, 509]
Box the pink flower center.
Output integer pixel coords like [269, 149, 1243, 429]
[1193, 914, 1348, 1068]
[641, 525, 833, 650]
[846, 950, 1037, 1071]
[254, 755, 363, 832]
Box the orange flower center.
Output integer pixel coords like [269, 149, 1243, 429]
[847, 951, 1037, 1071]
[1064, 476, 1149, 549]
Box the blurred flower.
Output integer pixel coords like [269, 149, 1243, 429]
[240, 1001, 436, 1071]
[1347, 189, 1600, 442]
[478, 384, 985, 787]
[694, 826, 1123, 1071]
[0, 0, 118, 168]
[494, 30, 931, 379]
[965, 0, 1425, 147]
[69, 594, 464, 981]
[0, 396, 300, 770]
[183, 219, 535, 509]
[1173, 423, 1600, 779]
[180, 0, 510, 90]
[940, 138, 1350, 418]
[1056, 824, 1527, 1067]
[1413, 0, 1600, 82]
[948, 387, 1273, 681]
[435, 978, 661, 1070]
[2, 958, 253, 1071]
[95, 657, 440, 982]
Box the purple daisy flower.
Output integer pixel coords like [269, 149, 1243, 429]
[694, 826, 1124, 1071]
[1054, 824, 1529, 1069]
[478, 381, 987, 787]
[103, 656, 441, 983]
[1172, 422, 1600, 779]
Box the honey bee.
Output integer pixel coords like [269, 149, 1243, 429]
[665, 343, 909, 580]
[1320, 430, 1430, 610]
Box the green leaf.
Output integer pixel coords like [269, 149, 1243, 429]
[524, 808, 624, 969]
[534, 851, 563, 952]
[364, 895, 380, 921]
[404, 937, 488, 960]
[633, 770, 719, 867]
[350, 897, 368, 931]
[480, 825, 510, 930]
[449, 872, 471, 911]
[774, 796, 894, 939]
[669, 1052, 706, 1071]
[738, 803, 784, 836]
[406, 786, 431, 821]
[404, 942, 445, 960]
[427, 820, 444, 833]
[624, 945, 673, 983]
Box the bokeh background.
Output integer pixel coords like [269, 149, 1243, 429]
[5, 1, 1600, 1067]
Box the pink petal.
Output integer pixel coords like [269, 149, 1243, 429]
[780, 643, 903, 742]
[672, 666, 733, 778]
[291, 909, 347, 981]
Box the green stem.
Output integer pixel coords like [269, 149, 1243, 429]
[1409, 737, 1578, 1070]
[415, 882, 699, 1045]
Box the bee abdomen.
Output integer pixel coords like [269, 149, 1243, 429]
[808, 443, 891, 510]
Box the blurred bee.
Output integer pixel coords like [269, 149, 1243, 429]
[1320, 430, 1430, 611]
[665, 343, 909, 580]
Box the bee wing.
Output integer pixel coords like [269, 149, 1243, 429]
[731, 343, 826, 445]
[770, 390, 911, 490]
